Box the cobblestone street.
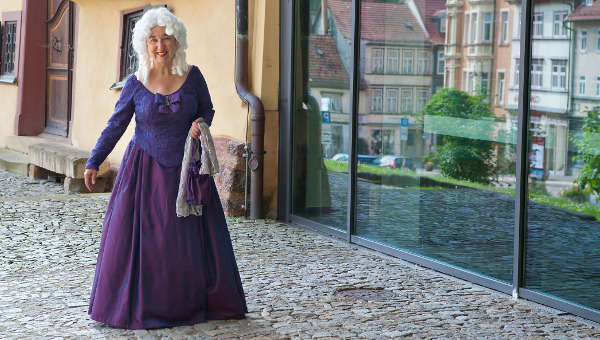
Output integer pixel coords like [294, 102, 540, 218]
[1, 169, 600, 339]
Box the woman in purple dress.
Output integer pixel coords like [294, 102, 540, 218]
[83, 8, 247, 330]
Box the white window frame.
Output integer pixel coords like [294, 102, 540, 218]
[387, 49, 399, 74]
[372, 48, 384, 73]
[371, 88, 383, 112]
[531, 59, 543, 88]
[579, 75, 586, 95]
[497, 71, 506, 104]
[418, 51, 429, 74]
[483, 12, 492, 42]
[437, 51, 445, 75]
[402, 50, 414, 74]
[515, 60, 520, 86]
[440, 16, 446, 33]
[581, 30, 588, 52]
[500, 11, 509, 44]
[401, 89, 413, 113]
[471, 13, 478, 43]
[597, 30, 600, 52]
[533, 13, 543, 38]
[386, 88, 399, 113]
[322, 92, 343, 113]
[551, 60, 567, 90]
[416, 90, 429, 113]
[464, 14, 471, 45]
[596, 76, 600, 97]
[553, 11, 567, 37]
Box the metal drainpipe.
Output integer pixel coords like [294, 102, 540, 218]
[236, 0, 265, 219]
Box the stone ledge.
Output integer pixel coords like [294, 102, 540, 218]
[28, 143, 109, 179]
[0, 148, 29, 176]
[6, 134, 66, 154]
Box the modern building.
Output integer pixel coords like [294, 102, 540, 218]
[1, 0, 599, 324]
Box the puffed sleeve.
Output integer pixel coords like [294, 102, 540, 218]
[85, 76, 137, 170]
[195, 67, 215, 126]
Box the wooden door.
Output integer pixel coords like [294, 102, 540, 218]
[45, 0, 74, 136]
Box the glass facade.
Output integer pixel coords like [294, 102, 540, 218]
[284, 0, 600, 322]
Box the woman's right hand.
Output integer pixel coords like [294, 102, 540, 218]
[84, 168, 98, 191]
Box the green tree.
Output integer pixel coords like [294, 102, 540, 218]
[423, 88, 498, 184]
[572, 109, 600, 201]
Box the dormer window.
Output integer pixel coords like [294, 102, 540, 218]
[586, 0, 593, 6]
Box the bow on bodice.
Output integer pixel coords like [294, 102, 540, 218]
[155, 92, 181, 113]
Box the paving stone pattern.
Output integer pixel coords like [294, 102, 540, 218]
[1, 169, 600, 339]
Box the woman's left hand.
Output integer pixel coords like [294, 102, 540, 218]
[191, 118, 204, 139]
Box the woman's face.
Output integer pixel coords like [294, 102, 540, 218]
[147, 26, 176, 67]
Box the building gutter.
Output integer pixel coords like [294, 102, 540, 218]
[236, 0, 265, 219]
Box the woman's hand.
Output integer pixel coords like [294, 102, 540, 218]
[84, 168, 98, 191]
[191, 118, 204, 139]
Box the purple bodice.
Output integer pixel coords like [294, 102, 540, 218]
[86, 65, 215, 170]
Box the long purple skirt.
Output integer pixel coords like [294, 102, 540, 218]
[88, 142, 247, 329]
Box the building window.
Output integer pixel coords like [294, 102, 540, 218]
[2, 21, 17, 75]
[501, 11, 509, 44]
[372, 48, 384, 73]
[402, 50, 414, 74]
[481, 72, 489, 95]
[0, 12, 21, 83]
[440, 16, 446, 33]
[551, 60, 567, 90]
[416, 90, 428, 113]
[113, 5, 166, 88]
[437, 51, 445, 75]
[515, 60, 520, 86]
[464, 14, 470, 45]
[531, 59, 543, 88]
[386, 88, 398, 113]
[119, 11, 143, 83]
[387, 49, 399, 74]
[596, 76, 600, 96]
[371, 88, 383, 112]
[533, 13, 543, 37]
[597, 30, 600, 52]
[581, 30, 588, 52]
[401, 89, 413, 113]
[418, 51, 429, 74]
[471, 13, 478, 43]
[483, 12, 492, 42]
[553, 12, 567, 37]
[322, 92, 342, 112]
[497, 72, 505, 104]
[579, 75, 586, 95]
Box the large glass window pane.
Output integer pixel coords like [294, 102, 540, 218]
[346, 0, 516, 283]
[291, 0, 350, 230]
[525, 0, 600, 312]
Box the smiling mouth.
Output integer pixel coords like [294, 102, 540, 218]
[156, 52, 167, 57]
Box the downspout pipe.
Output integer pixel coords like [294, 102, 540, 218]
[236, 0, 266, 219]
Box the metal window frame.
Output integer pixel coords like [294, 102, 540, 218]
[278, 0, 600, 324]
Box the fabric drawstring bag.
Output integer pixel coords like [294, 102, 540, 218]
[176, 122, 219, 217]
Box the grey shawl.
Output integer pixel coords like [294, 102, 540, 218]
[176, 121, 220, 217]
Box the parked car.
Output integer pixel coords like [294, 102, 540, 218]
[331, 153, 383, 166]
[332, 153, 348, 162]
[378, 155, 415, 171]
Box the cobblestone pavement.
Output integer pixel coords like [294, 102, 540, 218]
[1, 169, 600, 339]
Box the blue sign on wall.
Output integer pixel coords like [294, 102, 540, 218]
[322, 111, 331, 124]
[401, 118, 409, 127]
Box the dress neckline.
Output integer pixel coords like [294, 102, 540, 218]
[136, 66, 195, 97]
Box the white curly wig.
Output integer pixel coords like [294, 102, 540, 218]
[132, 7, 188, 83]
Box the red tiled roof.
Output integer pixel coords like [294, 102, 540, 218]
[567, 2, 600, 21]
[309, 34, 350, 86]
[420, 0, 447, 45]
[328, 0, 429, 44]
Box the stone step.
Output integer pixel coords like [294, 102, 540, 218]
[28, 143, 109, 180]
[6, 134, 65, 154]
[0, 148, 29, 176]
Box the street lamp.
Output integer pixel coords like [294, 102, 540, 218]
[471, 59, 483, 77]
